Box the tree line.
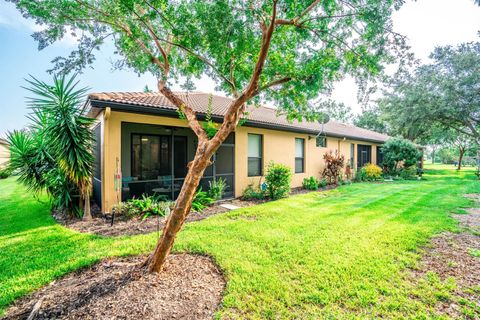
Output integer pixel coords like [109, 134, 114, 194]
[354, 42, 480, 170]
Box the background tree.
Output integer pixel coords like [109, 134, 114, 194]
[315, 100, 353, 123]
[353, 105, 389, 134]
[444, 133, 477, 170]
[11, 0, 407, 272]
[416, 126, 451, 164]
[26, 75, 95, 219]
[437, 147, 456, 164]
[379, 42, 480, 144]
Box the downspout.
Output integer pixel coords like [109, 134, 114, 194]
[101, 107, 111, 213]
[104, 106, 111, 120]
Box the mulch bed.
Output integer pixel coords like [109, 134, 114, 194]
[410, 193, 480, 318]
[290, 185, 338, 196]
[57, 187, 337, 237]
[57, 205, 229, 237]
[3, 254, 226, 320]
[412, 232, 480, 318]
[454, 208, 480, 233]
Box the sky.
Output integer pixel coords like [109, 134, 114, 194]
[0, 0, 479, 137]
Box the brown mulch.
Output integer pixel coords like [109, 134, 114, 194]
[57, 205, 229, 237]
[58, 186, 338, 237]
[454, 208, 480, 233]
[3, 254, 226, 320]
[290, 185, 338, 196]
[411, 194, 480, 318]
[413, 232, 480, 287]
[412, 232, 480, 318]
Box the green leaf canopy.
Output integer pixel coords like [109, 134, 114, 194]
[10, 0, 406, 120]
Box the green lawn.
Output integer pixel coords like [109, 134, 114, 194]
[0, 164, 478, 318]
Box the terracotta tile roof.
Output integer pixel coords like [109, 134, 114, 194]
[88, 92, 390, 143]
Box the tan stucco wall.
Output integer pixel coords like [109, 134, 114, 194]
[98, 110, 382, 212]
[234, 127, 381, 197]
[0, 143, 9, 167]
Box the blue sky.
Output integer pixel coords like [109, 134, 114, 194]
[0, 0, 479, 137]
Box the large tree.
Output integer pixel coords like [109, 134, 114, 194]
[11, 0, 407, 272]
[353, 105, 390, 134]
[379, 42, 480, 144]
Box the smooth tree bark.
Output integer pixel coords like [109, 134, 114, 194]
[431, 145, 438, 164]
[148, 6, 278, 272]
[457, 145, 466, 170]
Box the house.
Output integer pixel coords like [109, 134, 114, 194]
[87, 92, 389, 213]
[0, 138, 9, 168]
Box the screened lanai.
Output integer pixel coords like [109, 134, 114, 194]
[119, 122, 235, 201]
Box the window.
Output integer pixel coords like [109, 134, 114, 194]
[248, 134, 263, 176]
[316, 136, 327, 148]
[357, 144, 372, 168]
[131, 134, 170, 180]
[376, 146, 384, 166]
[295, 138, 305, 173]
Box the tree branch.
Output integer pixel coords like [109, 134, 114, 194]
[208, 0, 279, 152]
[275, 0, 321, 26]
[153, 36, 237, 93]
[141, 0, 177, 31]
[255, 76, 292, 94]
[157, 85, 208, 140]
[129, 7, 170, 73]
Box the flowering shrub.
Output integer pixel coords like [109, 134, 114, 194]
[362, 163, 382, 180]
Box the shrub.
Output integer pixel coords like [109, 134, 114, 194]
[322, 151, 345, 185]
[363, 163, 382, 180]
[265, 162, 292, 200]
[302, 176, 320, 190]
[241, 183, 265, 200]
[0, 166, 12, 179]
[207, 177, 227, 200]
[382, 137, 422, 174]
[354, 168, 367, 182]
[318, 178, 328, 188]
[112, 194, 172, 220]
[192, 187, 214, 212]
[399, 166, 417, 180]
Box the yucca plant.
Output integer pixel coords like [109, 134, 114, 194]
[8, 126, 77, 214]
[8, 74, 95, 219]
[26, 74, 95, 219]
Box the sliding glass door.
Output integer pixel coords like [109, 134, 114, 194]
[122, 126, 234, 201]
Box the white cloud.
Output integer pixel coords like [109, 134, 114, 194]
[0, 2, 78, 46]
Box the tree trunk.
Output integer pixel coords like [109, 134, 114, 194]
[78, 196, 84, 215]
[148, 141, 216, 273]
[83, 192, 92, 220]
[431, 150, 436, 164]
[146, 1, 276, 272]
[457, 148, 465, 171]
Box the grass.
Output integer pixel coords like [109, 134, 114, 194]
[0, 164, 479, 318]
